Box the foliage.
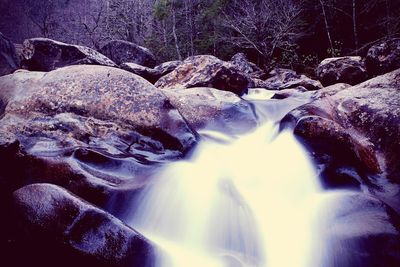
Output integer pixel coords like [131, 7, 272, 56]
[0, 0, 399, 66]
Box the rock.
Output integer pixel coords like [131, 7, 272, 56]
[282, 69, 400, 211]
[1, 65, 196, 152]
[230, 53, 264, 79]
[120, 62, 162, 84]
[252, 78, 270, 88]
[316, 191, 400, 267]
[155, 55, 252, 96]
[271, 86, 308, 100]
[13, 43, 23, 59]
[100, 40, 156, 67]
[13, 183, 155, 267]
[162, 87, 257, 135]
[0, 65, 196, 206]
[365, 39, 400, 77]
[0, 33, 19, 76]
[257, 68, 322, 91]
[21, 38, 116, 71]
[154, 60, 182, 76]
[316, 56, 368, 86]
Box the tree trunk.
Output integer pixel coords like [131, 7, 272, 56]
[319, 0, 335, 57]
[171, 1, 182, 61]
[162, 21, 168, 48]
[352, 0, 359, 54]
[186, 0, 194, 56]
[385, 0, 391, 38]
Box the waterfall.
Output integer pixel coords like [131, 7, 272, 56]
[125, 88, 327, 266]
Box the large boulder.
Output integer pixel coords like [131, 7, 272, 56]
[365, 39, 400, 77]
[316, 56, 368, 86]
[155, 55, 252, 96]
[162, 87, 258, 135]
[316, 191, 400, 267]
[120, 62, 162, 84]
[12, 183, 155, 267]
[100, 40, 156, 68]
[282, 69, 400, 211]
[154, 60, 182, 77]
[256, 68, 322, 91]
[21, 38, 116, 71]
[0, 65, 196, 151]
[0, 65, 196, 206]
[0, 32, 19, 76]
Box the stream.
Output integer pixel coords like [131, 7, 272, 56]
[113, 90, 398, 267]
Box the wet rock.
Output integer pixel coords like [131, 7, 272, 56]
[0, 32, 19, 76]
[155, 55, 252, 96]
[282, 69, 400, 210]
[294, 115, 379, 173]
[365, 38, 400, 77]
[120, 62, 162, 84]
[154, 60, 182, 76]
[317, 191, 400, 267]
[100, 40, 156, 67]
[316, 56, 368, 86]
[162, 87, 258, 135]
[258, 68, 322, 91]
[0, 65, 196, 205]
[13, 183, 155, 267]
[21, 38, 116, 71]
[230, 53, 265, 79]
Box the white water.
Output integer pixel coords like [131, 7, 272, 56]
[128, 121, 324, 267]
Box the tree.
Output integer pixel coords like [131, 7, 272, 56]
[1, 0, 399, 66]
[221, 0, 305, 65]
[79, 0, 109, 49]
[106, 0, 154, 44]
[22, 0, 61, 38]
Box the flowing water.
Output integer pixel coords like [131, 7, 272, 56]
[123, 90, 399, 267]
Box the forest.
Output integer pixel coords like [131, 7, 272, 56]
[1, 0, 400, 70]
